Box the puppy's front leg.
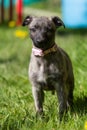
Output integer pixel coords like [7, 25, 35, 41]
[55, 83, 68, 121]
[32, 86, 44, 116]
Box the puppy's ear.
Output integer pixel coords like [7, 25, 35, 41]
[22, 16, 32, 26]
[52, 16, 65, 28]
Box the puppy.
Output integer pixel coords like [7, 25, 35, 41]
[22, 16, 74, 121]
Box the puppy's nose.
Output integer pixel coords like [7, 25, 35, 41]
[36, 38, 44, 43]
[36, 39, 41, 43]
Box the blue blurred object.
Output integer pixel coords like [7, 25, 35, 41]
[23, 0, 42, 5]
[62, 0, 87, 28]
[0, 0, 16, 8]
[4, 0, 10, 8]
[0, 0, 42, 8]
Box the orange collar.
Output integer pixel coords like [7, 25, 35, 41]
[32, 44, 58, 57]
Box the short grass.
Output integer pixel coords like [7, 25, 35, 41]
[0, 25, 87, 130]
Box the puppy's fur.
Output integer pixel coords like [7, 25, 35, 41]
[22, 16, 74, 120]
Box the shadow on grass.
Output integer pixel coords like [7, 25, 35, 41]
[57, 28, 87, 36]
[0, 55, 18, 64]
[0, 22, 13, 29]
[73, 96, 87, 114]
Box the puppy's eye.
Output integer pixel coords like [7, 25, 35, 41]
[30, 28, 36, 32]
[46, 26, 54, 32]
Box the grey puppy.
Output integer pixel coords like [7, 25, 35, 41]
[22, 16, 74, 121]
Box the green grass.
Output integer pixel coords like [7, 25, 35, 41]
[0, 25, 87, 130]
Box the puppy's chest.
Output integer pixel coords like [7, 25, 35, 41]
[36, 61, 62, 84]
[29, 56, 64, 90]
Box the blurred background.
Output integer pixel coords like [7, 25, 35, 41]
[0, 1, 87, 129]
[0, 0, 87, 28]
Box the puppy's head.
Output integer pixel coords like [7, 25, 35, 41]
[22, 16, 65, 50]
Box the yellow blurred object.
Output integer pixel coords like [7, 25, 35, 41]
[14, 30, 28, 38]
[8, 21, 16, 27]
[84, 121, 87, 130]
